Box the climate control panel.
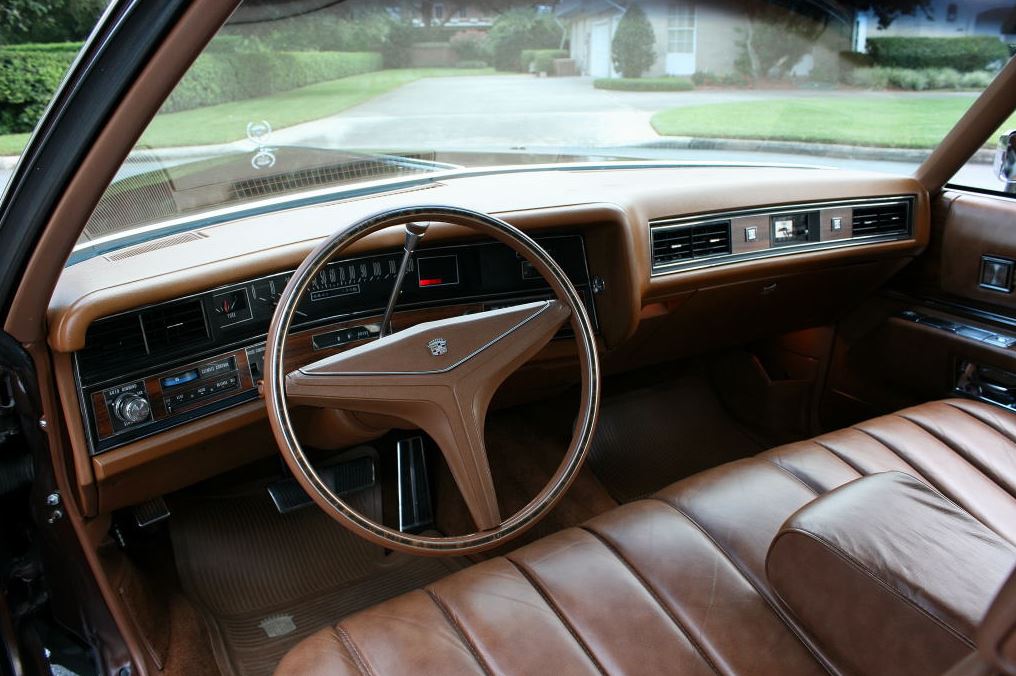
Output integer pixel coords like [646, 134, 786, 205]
[88, 350, 257, 452]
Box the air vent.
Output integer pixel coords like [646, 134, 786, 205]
[78, 314, 147, 373]
[851, 202, 909, 237]
[140, 300, 210, 354]
[652, 220, 731, 269]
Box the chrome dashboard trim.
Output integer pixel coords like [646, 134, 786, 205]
[649, 195, 916, 277]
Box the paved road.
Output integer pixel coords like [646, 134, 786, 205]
[0, 76, 1000, 195]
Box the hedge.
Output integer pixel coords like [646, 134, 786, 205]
[847, 66, 994, 90]
[0, 44, 79, 133]
[593, 77, 694, 92]
[162, 51, 382, 114]
[867, 37, 1010, 72]
[521, 49, 568, 74]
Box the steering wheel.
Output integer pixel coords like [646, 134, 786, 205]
[263, 206, 600, 555]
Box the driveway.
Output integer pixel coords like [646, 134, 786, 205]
[272, 74, 908, 151]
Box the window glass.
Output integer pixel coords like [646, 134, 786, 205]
[65, 0, 1014, 256]
[0, 0, 109, 195]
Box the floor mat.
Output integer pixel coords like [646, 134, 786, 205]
[170, 485, 465, 676]
[588, 371, 764, 502]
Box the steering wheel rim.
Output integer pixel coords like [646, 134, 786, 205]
[264, 205, 600, 556]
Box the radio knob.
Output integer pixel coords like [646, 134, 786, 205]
[113, 393, 150, 424]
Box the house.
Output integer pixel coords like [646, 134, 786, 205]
[557, 0, 1015, 79]
[854, 0, 1016, 51]
[556, 0, 848, 78]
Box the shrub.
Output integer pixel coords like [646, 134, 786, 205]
[455, 60, 488, 69]
[891, 68, 929, 90]
[0, 44, 78, 133]
[450, 30, 489, 63]
[692, 71, 751, 87]
[923, 67, 962, 89]
[611, 3, 655, 78]
[594, 77, 693, 92]
[845, 66, 891, 89]
[382, 21, 414, 68]
[867, 36, 1010, 72]
[162, 51, 382, 114]
[221, 11, 390, 53]
[486, 9, 562, 71]
[959, 70, 995, 88]
[846, 66, 994, 90]
[1, 41, 83, 52]
[521, 49, 568, 73]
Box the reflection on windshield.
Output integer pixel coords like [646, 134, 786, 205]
[73, 0, 1015, 254]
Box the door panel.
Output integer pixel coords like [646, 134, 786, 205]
[822, 190, 1016, 427]
[937, 193, 1016, 309]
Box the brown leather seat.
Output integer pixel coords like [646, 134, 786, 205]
[276, 399, 1016, 675]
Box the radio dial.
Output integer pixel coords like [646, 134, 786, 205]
[113, 393, 150, 425]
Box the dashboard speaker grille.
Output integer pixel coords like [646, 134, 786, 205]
[651, 220, 731, 269]
[851, 202, 910, 237]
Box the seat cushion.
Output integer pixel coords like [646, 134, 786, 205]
[276, 399, 1016, 675]
[768, 471, 1016, 676]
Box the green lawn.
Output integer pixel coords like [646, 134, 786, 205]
[0, 132, 31, 156]
[0, 68, 497, 155]
[651, 96, 1016, 149]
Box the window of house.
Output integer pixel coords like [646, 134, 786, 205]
[667, 2, 695, 54]
[433, 3, 444, 22]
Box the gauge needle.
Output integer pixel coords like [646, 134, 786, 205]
[380, 222, 428, 337]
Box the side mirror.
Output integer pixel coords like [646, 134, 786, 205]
[995, 130, 1016, 189]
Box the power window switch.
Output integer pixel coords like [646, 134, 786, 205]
[980, 256, 1014, 293]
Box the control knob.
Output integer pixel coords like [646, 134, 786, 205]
[113, 393, 150, 425]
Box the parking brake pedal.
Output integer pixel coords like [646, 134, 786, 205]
[268, 453, 375, 514]
[134, 496, 171, 528]
[397, 436, 433, 532]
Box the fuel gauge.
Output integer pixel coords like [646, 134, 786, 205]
[211, 288, 253, 327]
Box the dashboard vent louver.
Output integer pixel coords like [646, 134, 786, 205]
[652, 220, 731, 269]
[140, 300, 210, 354]
[851, 202, 909, 237]
[78, 314, 147, 373]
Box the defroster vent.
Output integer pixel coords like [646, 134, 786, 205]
[652, 220, 731, 269]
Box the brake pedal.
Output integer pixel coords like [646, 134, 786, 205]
[397, 436, 433, 532]
[268, 453, 375, 514]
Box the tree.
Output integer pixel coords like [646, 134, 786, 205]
[611, 3, 655, 78]
[1, 0, 106, 45]
[486, 8, 563, 71]
[735, 0, 933, 80]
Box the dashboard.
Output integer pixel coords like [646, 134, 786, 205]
[42, 165, 931, 516]
[75, 235, 596, 454]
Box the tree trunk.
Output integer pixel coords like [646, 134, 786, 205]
[745, 17, 761, 79]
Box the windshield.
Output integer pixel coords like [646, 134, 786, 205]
[64, 0, 1016, 253]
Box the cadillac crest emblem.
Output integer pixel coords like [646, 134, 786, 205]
[427, 337, 448, 357]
